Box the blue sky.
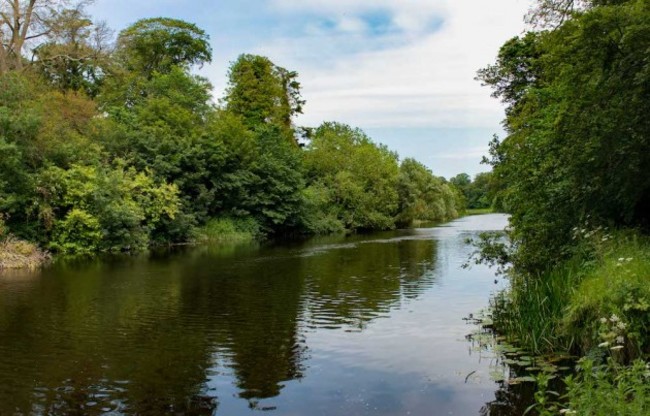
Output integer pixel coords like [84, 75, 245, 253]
[89, 0, 530, 179]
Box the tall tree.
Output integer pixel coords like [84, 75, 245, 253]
[0, 0, 90, 73]
[33, 7, 112, 95]
[116, 17, 211, 77]
[303, 122, 399, 231]
[223, 54, 304, 144]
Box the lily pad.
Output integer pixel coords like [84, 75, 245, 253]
[509, 376, 536, 384]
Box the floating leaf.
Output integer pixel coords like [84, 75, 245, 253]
[490, 370, 506, 382]
[509, 376, 536, 384]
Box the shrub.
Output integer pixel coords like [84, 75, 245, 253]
[50, 209, 103, 254]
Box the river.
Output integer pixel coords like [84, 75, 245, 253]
[0, 214, 533, 415]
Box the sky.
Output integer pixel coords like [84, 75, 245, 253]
[88, 0, 532, 179]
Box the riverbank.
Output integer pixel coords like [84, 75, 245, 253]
[0, 236, 50, 270]
[465, 208, 495, 216]
[486, 229, 650, 414]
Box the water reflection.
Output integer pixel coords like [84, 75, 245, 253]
[0, 215, 515, 415]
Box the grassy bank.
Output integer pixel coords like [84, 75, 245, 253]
[488, 229, 650, 414]
[0, 236, 50, 270]
[492, 230, 650, 357]
[195, 217, 262, 244]
[465, 207, 495, 216]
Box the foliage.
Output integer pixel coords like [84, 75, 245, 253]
[0, 12, 453, 258]
[561, 358, 650, 415]
[116, 18, 212, 76]
[489, 230, 650, 357]
[197, 217, 261, 244]
[450, 171, 499, 210]
[491, 261, 580, 354]
[223, 54, 304, 144]
[479, 0, 650, 272]
[219, 125, 306, 232]
[303, 122, 400, 232]
[397, 159, 460, 225]
[563, 231, 650, 358]
[35, 164, 181, 253]
[33, 8, 113, 96]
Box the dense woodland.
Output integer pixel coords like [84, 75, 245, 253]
[478, 0, 650, 413]
[0, 1, 475, 257]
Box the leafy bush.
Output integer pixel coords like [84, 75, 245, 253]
[51, 209, 102, 254]
[197, 217, 261, 243]
[35, 164, 181, 252]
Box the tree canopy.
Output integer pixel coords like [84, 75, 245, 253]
[479, 0, 650, 271]
[0, 8, 463, 253]
[116, 17, 212, 76]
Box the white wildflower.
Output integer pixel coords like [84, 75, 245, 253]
[610, 345, 624, 351]
[616, 321, 627, 330]
[598, 341, 610, 348]
[616, 336, 625, 344]
[626, 258, 633, 262]
[610, 314, 620, 323]
[600, 317, 608, 324]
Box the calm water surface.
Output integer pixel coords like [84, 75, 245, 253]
[0, 214, 529, 416]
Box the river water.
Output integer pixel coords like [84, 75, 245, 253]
[0, 214, 531, 416]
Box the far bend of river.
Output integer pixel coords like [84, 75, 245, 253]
[0, 214, 531, 416]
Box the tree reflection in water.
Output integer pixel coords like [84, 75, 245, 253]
[0, 231, 439, 414]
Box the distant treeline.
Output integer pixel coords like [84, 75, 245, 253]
[0, 4, 478, 254]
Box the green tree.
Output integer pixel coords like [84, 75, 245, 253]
[32, 8, 113, 96]
[35, 163, 180, 253]
[303, 122, 399, 232]
[223, 54, 304, 144]
[396, 159, 460, 225]
[479, 0, 650, 271]
[116, 18, 212, 77]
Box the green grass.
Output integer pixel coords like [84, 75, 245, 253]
[491, 230, 650, 357]
[195, 217, 261, 244]
[491, 259, 581, 354]
[563, 232, 650, 358]
[489, 230, 650, 415]
[465, 207, 495, 216]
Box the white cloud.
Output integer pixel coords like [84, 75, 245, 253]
[336, 16, 368, 33]
[235, 0, 532, 129]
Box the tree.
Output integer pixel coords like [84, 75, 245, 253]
[116, 17, 211, 77]
[475, 32, 543, 119]
[0, 0, 91, 73]
[396, 159, 460, 225]
[223, 54, 304, 144]
[32, 7, 112, 96]
[480, 0, 650, 272]
[303, 122, 399, 231]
